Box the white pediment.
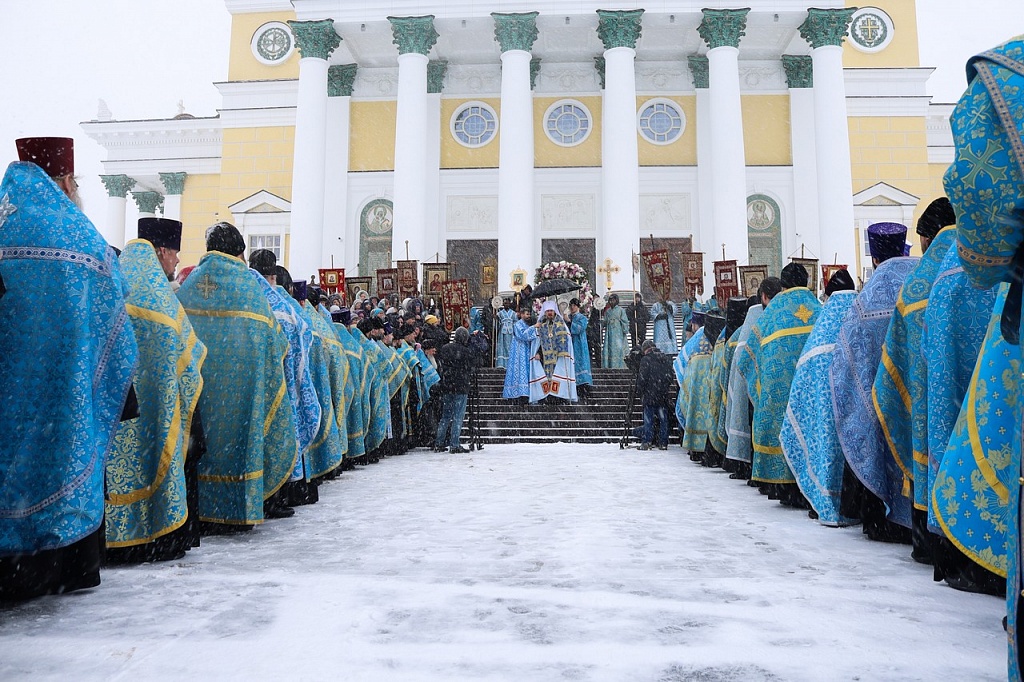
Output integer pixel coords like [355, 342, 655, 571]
[228, 190, 291, 214]
[853, 182, 920, 208]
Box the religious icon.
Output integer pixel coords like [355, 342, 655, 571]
[739, 265, 769, 297]
[482, 262, 497, 286]
[422, 263, 453, 296]
[346, 276, 372, 302]
[510, 269, 528, 291]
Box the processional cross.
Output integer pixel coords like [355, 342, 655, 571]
[597, 257, 621, 290]
[196, 274, 219, 300]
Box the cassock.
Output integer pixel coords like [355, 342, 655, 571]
[0, 161, 138, 599]
[105, 238, 206, 561]
[177, 251, 296, 527]
[725, 305, 763, 465]
[603, 302, 629, 369]
[779, 290, 858, 525]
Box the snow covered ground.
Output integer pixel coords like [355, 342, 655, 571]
[0, 444, 1006, 681]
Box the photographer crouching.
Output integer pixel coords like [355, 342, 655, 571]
[635, 340, 676, 450]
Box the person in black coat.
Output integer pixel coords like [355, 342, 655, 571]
[434, 327, 480, 453]
[636, 340, 675, 450]
[626, 293, 650, 349]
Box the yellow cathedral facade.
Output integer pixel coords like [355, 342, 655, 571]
[83, 0, 952, 301]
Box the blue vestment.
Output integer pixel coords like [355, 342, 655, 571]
[503, 319, 539, 399]
[177, 252, 295, 525]
[569, 312, 593, 386]
[831, 257, 919, 528]
[673, 328, 705, 430]
[0, 162, 138, 555]
[725, 305, 762, 463]
[740, 288, 821, 483]
[106, 240, 206, 548]
[603, 304, 629, 369]
[780, 290, 858, 525]
[872, 227, 957, 513]
[706, 330, 728, 455]
[300, 299, 350, 474]
[651, 301, 677, 354]
[495, 308, 516, 369]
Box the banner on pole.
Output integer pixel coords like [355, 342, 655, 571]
[641, 249, 672, 301]
[441, 278, 470, 332]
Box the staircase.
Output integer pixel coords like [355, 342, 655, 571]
[470, 368, 655, 444]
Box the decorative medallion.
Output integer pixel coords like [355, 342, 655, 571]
[637, 99, 685, 145]
[251, 22, 294, 65]
[361, 198, 394, 236]
[849, 7, 894, 53]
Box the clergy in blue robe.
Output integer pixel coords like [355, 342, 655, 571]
[725, 304, 762, 469]
[568, 299, 593, 399]
[780, 285, 858, 526]
[710, 297, 750, 462]
[299, 296, 351, 476]
[495, 305, 516, 369]
[944, 41, 1024, 675]
[831, 237, 918, 536]
[177, 224, 296, 527]
[529, 301, 577, 402]
[105, 231, 206, 561]
[603, 294, 629, 369]
[673, 313, 704, 433]
[651, 299, 677, 354]
[503, 307, 539, 400]
[0, 155, 138, 598]
[739, 274, 821, 491]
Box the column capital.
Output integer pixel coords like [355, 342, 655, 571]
[697, 8, 750, 50]
[159, 171, 187, 196]
[781, 55, 813, 88]
[492, 12, 539, 53]
[328, 63, 358, 97]
[132, 190, 164, 215]
[799, 7, 856, 49]
[288, 19, 341, 61]
[687, 55, 709, 89]
[388, 15, 438, 56]
[100, 174, 135, 199]
[427, 60, 448, 94]
[593, 56, 606, 89]
[530, 57, 542, 91]
[596, 9, 644, 51]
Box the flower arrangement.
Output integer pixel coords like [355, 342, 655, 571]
[534, 260, 594, 309]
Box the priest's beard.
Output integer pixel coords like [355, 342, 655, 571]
[69, 188, 83, 211]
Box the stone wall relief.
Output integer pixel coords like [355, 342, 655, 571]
[541, 194, 596, 232]
[447, 195, 498, 232]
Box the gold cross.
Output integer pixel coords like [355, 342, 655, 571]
[860, 16, 882, 42]
[596, 257, 620, 290]
[196, 274, 219, 300]
[794, 304, 813, 324]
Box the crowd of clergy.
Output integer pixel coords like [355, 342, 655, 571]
[0, 136, 481, 601]
[672, 36, 1024, 678]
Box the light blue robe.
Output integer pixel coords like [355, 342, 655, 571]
[495, 308, 516, 369]
[570, 312, 593, 386]
[830, 257, 919, 529]
[725, 305, 762, 463]
[0, 161, 138, 555]
[673, 329, 705, 431]
[651, 301, 677, 354]
[923, 247, 998, 530]
[529, 318, 577, 403]
[603, 304, 629, 369]
[503, 318, 539, 399]
[780, 290, 858, 525]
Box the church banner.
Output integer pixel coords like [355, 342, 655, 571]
[318, 268, 345, 300]
[441, 278, 471, 333]
[376, 268, 398, 298]
[739, 265, 768, 297]
[821, 263, 849, 289]
[422, 262, 453, 304]
[680, 252, 704, 301]
[397, 259, 418, 298]
[713, 259, 739, 310]
[792, 257, 819, 293]
[641, 249, 672, 301]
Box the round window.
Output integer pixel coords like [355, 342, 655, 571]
[251, 22, 294, 65]
[544, 100, 592, 147]
[451, 102, 498, 148]
[638, 99, 685, 145]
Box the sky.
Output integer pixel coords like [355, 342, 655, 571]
[0, 0, 1018, 232]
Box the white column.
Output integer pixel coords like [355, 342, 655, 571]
[783, 56, 820, 262]
[392, 52, 430, 264]
[496, 49, 535, 284]
[325, 64, 355, 271]
[601, 50, 641, 293]
[689, 56, 716, 296]
[800, 8, 857, 268]
[423, 60, 445, 265]
[810, 46, 855, 266]
[99, 174, 134, 247]
[159, 172, 186, 221]
[287, 19, 341, 281]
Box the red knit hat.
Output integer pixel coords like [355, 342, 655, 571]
[15, 137, 74, 177]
